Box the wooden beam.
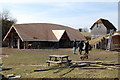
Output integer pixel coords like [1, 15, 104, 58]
[11, 32, 14, 48]
[26, 42, 29, 49]
[71, 61, 103, 64]
[24, 42, 26, 49]
[17, 38, 20, 49]
[79, 67, 106, 69]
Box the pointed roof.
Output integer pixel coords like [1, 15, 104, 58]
[3, 23, 86, 41]
[90, 18, 117, 30]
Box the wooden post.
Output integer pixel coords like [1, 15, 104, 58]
[57, 42, 59, 48]
[8, 40, 10, 48]
[24, 41, 29, 49]
[94, 44, 97, 49]
[11, 42, 14, 48]
[26, 42, 28, 49]
[24, 42, 26, 49]
[11, 32, 14, 48]
[17, 38, 20, 49]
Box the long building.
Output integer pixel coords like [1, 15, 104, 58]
[3, 23, 86, 49]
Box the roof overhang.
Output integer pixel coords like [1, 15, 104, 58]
[3, 25, 24, 41]
[3, 25, 13, 41]
[22, 38, 59, 42]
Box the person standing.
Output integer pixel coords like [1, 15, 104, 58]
[78, 41, 84, 55]
[73, 40, 77, 54]
[85, 40, 90, 54]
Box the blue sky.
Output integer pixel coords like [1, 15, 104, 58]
[0, 0, 119, 31]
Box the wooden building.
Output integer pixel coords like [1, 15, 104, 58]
[92, 31, 120, 51]
[3, 23, 86, 49]
[90, 18, 117, 39]
[109, 32, 120, 50]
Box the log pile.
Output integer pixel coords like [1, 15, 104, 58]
[34, 61, 120, 72]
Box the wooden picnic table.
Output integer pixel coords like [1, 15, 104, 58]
[46, 55, 71, 66]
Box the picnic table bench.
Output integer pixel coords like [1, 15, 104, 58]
[46, 55, 71, 66]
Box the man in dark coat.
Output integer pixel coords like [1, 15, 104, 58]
[78, 41, 84, 55]
[85, 40, 90, 54]
[73, 40, 77, 54]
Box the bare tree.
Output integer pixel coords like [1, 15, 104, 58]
[0, 9, 17, 39]
[78, 27, 89, 32]
[82, 27, 89, 32]
[78, 28, 82, 32]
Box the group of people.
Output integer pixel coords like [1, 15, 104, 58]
[73, 39, 91, 55]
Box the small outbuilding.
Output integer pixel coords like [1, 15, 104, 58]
[3, 23, 86, 49]
[109, 31, 120, 50]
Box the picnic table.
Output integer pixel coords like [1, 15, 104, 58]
[46, 55, 71, 66]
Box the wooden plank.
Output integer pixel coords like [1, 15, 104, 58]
[79, 67, 106, 69]
[71, 61, 103, 64]
[90, 64, 106, 67]
[46, 60, 69, 63]
[34, 66, 68, 72]
[72, 61, 103, 63]
[54, 63, 89, 73]
[104, 66, 120, 69]
[73, 63, 90, 67]
[71, 61, 120, 65]
[46, 60, 62, 64]
[35, 63, 90, 72]
[54, 65, 75, 73]
[1, 67, 12, 71]
[99, 63, 120, 66]
[49, 55, 68, 58]
[88, 64, 120, 69]
[17, 38, 20, 49]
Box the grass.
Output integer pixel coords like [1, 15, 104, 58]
[1, 48, 119, 78]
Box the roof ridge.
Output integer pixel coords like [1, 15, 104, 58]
[14, 23, 80, 31]
[14, 23, 69, 27]
[90, 18, 116, 30]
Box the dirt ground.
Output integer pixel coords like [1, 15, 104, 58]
[1, 48, 120, 78]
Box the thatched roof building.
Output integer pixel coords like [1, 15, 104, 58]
[3, 23, 86, 49]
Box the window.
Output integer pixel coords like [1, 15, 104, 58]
[98, 24, 101, 28]
[96, 23, 101, 28]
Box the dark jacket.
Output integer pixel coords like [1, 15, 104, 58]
[78, 41, 84, 49]
[85, 42, 89, 50]
[73, 41, 77, 47]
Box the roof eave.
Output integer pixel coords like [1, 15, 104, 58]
[3, 25, 24, 42]
[22, 39, 59, 42]
[3, 25, 14, 41]
[13, 26, 24, 41]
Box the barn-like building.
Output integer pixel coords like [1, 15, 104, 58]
[3, 23, 86, 49]
[90, 18, 117, 39]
